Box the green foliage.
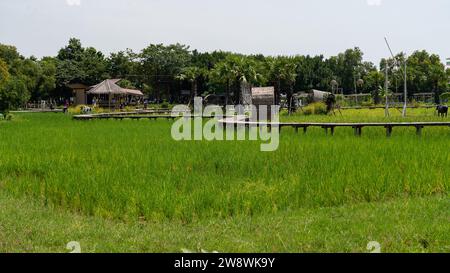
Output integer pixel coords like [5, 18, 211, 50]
[117, 79, 136, 89]
[56, 38, 109, 87]
[0, 44, 21, 65]
[210, 59, 235, 91]
[1, 39, 449, 104]
[0, 113, 13, 121]
[0, 77, 29, 114]
[107, 49, 137, 79]
[209, 54, 266, 102]
[140, 43, 191, 76]
[0, 58, 10, 87]
[160, 100, 169, 109]
[37, 57, 57, 99]
[440, 92, 450, 102]
[302, 102, 327, 115]
[363, 70, 384, 95]
[176, 66, 206, 83]
[360, 100, 374, 107]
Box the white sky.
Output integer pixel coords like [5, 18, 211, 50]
[0, 0, 449, 66]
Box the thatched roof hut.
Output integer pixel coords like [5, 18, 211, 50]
[87, 79, 143, 96]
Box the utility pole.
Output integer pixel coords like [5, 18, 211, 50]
[402, 60, 407, 117]
[384, 62, 389, 117]
[384, 37, 408, 117]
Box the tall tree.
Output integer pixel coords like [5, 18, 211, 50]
[363, 70, 384, 104]
[277, 57, 298, 113]
[0, 77, 29, 114]
[266, 57, 284, 105]
[0, 58, 10, 87]
[176, 66, 206, 102]
[107, 49, 137, 79]
[210, 61, 235, 104]
[140, 43, 191, 101]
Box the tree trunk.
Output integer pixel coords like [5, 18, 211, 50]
[275, 79, 281, 105]
[225, 80, 230, 105]
[287, 83, 294, 114]
[190, 80, 197, 104]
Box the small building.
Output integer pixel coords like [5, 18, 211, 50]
[251, 87, 275, 120]
[67, 83, 89, 105]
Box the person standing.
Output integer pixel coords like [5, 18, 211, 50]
[63, 100, 69, 114]
[144, 99, 148, 110]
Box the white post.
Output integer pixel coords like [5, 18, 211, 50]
[385, 64, 389, 117]
[402, 61, 407, 117]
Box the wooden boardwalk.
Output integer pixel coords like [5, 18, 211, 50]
[73, 113, 221, 121]
[73, 113, 450, 137]
[218, 117, 450, 136]
[11, 109, 63, 113]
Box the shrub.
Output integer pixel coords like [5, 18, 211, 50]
[124, 106, 136, 112]
[94, 107, 106, 114]
[0, 113, 13, 121]
[68, 105, 86, 115]
[410, 99, 421, 108]
[68, 105, 107, 114]
[302, 102, 327, 115]
[361, 100, 374, 107]
[303, 107, 313, 115]
[161, 100, 169, 109]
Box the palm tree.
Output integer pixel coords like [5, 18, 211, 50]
[278, 57, 298, 114]
[210, 62, 235, 105]
[212, 55, 263, 105]
[176, 66, 205, 104]
[267, 57, 284, 105]
[231, 56, 264, 104]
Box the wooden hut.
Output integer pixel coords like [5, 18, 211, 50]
[251, 87, 275, 120]
[67, 83, 89, 105]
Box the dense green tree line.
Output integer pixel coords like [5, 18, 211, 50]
[0, 38, 448, 113]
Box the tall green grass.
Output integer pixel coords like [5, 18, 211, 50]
[0, 112, 448, 222]
[281, 107, 445, 122]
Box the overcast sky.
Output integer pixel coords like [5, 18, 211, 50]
[1, 0, 449, 66]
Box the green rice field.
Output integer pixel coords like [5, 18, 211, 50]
[0, 109, 449, 252]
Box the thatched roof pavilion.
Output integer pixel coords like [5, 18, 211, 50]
[85, 79, 143, 108]
[86, 79, 143, 96]
[68, 79, 143, 106]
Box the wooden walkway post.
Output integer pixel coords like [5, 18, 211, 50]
[415, 125, 423, 136]
[386, 126, 393, 137]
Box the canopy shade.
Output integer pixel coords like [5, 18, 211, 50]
[122, 88, 144, 96]
[86, 79, 143, 96]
